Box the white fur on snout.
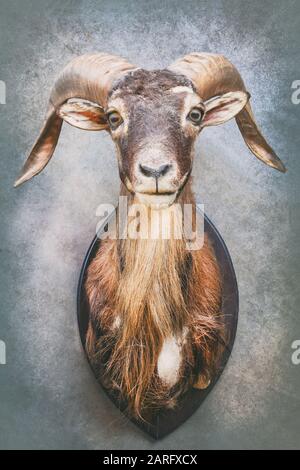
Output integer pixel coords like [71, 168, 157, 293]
[157, 335, 182, 387]
[134, 142, 178, 194]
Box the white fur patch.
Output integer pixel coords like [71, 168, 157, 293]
[157, 335, 182, 387]
[170, 85, 194, 94]
[112, 315, 121, 329]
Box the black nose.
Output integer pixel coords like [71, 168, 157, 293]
[139, 163, 171, 179]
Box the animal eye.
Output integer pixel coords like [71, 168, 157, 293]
[107, 111, 123, 129]
[187, 107, 203, 124]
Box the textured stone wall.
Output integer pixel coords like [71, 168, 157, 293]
[0, 0, 299, 449]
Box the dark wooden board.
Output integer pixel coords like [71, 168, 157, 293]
[77, 211, 239, 439]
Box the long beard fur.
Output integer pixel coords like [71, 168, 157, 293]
[91, 194, 222, 419]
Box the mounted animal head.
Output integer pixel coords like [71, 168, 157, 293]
[14, 52, 286, 204]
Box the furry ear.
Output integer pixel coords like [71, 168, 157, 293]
[57, 99, 109, 130]
[14, 99, 109, 187]
[202, 91, 249, 127]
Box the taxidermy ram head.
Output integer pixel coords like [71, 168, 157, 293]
[14, 53, 286, 423]
[14, 52, 285, 193]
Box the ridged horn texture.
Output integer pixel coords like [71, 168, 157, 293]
[168, 53, 286, 172]
[14, 53, 137, 187]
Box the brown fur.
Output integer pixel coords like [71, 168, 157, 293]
[108, 70, 196, 188]
[85, 182, 224, 419]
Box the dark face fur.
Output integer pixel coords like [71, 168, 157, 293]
[106, 70, 204, 206]
[16, 52, 281, 191]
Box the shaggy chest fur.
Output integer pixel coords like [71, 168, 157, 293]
[85, 189, 223, 418]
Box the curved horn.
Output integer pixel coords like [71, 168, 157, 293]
[168, 53, 286, 172]
[14, 53, 137, 187]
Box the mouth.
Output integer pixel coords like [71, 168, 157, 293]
[135, 192, 178, 208]
[124, 170, 191, 208]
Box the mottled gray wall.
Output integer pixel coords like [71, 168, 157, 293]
[0, 0, 299, 450]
